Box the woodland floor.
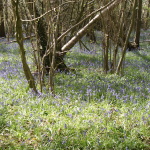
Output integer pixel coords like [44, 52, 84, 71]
[0, 30, 150, 149]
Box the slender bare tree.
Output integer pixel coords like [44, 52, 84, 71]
[11, 0, 38, 94]
[134, 0, 143, 47]
[116, 0, 138, 74]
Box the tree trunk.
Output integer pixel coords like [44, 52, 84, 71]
[145, 0, 150, 29]
[86, 3, 96, 43]
[0, 0, 6, 37]
[116, 0, 137, 74]
[0, 21, 5, 37]
[35, 6, 50, 71]
[112, 8, 125, 72]
[35, 3, 69, 73]
[103, 34, 109, 73]
[134, 0, 142, 47]
[11, 0, 37, 93]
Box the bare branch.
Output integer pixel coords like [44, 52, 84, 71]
[62, 0, 123, 54]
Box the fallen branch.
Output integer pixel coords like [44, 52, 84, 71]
[62, 0, 123, 54]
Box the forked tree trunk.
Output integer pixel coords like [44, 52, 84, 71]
[35, 5, 68, 73]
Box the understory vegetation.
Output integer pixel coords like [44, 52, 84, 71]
[0, 31, 150, 149]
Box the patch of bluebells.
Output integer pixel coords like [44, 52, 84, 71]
[0, 33, 150, 105]
[0, 42, 29, 80]
[0, 31, 149, 150]
[55, 67, 149, 103]
[57, 34, 150, 104]
[0, 61, 23, 79]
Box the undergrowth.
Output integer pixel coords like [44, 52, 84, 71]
[0, 33, 150, 149]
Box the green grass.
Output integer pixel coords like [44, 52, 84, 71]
[0, 36, 150, 149]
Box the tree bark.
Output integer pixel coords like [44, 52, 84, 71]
[0, 0, 6, 37]
[35, 6, 50, 71]
[11, 0, 37, 93]
[116, 0, 137, 74]
[35, 2, 69, 73]
[0, 21, 5, 37]
[103, 34, 109, 73]
[134, 0, 143, 47]
[145, 0, 150, 29]
[112, 9, 125, 72]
